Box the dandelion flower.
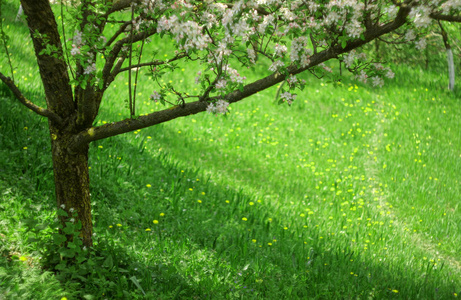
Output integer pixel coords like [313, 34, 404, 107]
[153, 220, 159, 224]
[242, 217, 248, 221]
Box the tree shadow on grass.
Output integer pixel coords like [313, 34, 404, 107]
[1, 91, 460, 299]
[88, 123, 461, 299]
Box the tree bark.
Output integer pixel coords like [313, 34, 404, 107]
[51, 130, 93, 247]
[439, 21, 455, 91]
[447, 47, 455, 91]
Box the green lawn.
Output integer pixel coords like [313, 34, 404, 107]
[1, 0, 461, 298]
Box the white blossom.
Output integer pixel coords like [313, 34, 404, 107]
[70, 45, 80, 56]
[385, 68, 395, 79]
[371, 76, 384, 88]
[84, 62, 96, 75]
[150, 91, 161, 101]
[73, 30, 83, 47]
[280, 91, 296, 105]
[269, 60, 285, 72]
[207, 100, 229, 115]
[274, 43, 288, 57]
[415, 38, 427, 50]
[215, 79, 227, 90]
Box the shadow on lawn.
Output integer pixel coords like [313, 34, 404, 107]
[88, 121, 459, 299]
[1, 89, 459, 298]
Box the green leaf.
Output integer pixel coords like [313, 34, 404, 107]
[53, 233, 67, 245]
[57, 209, 68, 217]
[130, 276, 146, 296]
[103, 255, 113, 269]
[80, 79, 87, 90]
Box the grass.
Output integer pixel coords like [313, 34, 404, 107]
[1, 0, 461, 298]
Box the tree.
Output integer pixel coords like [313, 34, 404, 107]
[1, 0, 460, 248]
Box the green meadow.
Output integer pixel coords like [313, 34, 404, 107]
[1, 1, 461, 298]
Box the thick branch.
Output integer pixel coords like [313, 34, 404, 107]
[0, 72, 63, 125]
[105, 0, 141, 17]
[430, 13, 461, 23]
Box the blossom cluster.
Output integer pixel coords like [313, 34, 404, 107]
[206, 100, 230, 115]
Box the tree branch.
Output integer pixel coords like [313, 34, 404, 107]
[0, 72, 64, 125]
[101, 26, 157, 88]
[430, 13, 461, 23]
[69, 4, 412, 152]
[104, 0, 141, 17]
[116, 53, 188, 74]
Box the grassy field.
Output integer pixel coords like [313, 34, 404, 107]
[1, 1, 461, 299]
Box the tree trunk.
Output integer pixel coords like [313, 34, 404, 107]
[51, 126, 93, 247]
[439, 21, 455, 91]
[20, 0, 94, 247]
[447, 47, 455, 90]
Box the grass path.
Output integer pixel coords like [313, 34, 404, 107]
[370, 96, 460, 268]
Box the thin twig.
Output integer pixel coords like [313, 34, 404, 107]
[60, 0, 75, 79]
[128, 3, 135, 117]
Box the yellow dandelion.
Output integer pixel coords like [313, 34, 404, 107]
[116, 223, 122, 227]
[249, 202, 254, 206]
[392, 290, 398, 293]
[160, 213, 165, 217]
[145, 228, 151, 231]
[146, 184, 152, 188]
[109, 225, 113, 228]
[197, 200, 202, 203]
[153, 220, 159, 224]
[242, 217, 248, 221]
[252, 239, 256, 243]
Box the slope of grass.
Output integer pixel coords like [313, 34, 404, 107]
[1, 0, 461, 298]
